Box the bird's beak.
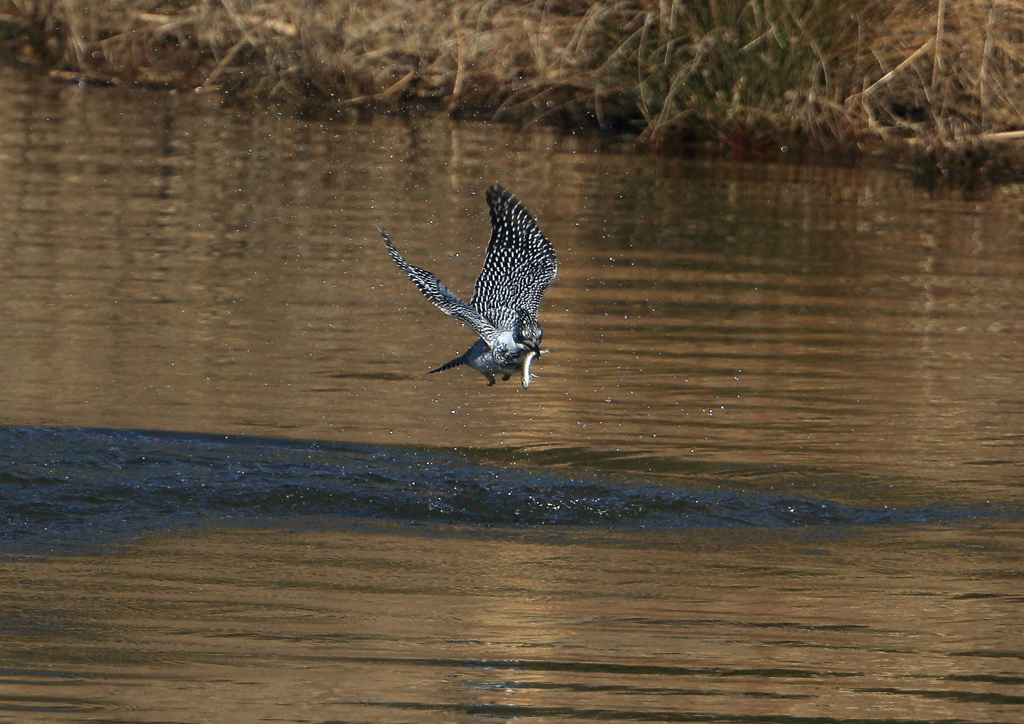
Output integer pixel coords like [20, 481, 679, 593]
[521, 350, 538, 389]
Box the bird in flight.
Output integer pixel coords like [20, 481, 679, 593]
[379, 184, 557, 388]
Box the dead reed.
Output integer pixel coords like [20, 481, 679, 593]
[2, 0, 1024, 164]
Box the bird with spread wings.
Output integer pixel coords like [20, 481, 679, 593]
[379, 184, 557, 388]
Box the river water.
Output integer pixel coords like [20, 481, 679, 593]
[1, 66, 1022, 723]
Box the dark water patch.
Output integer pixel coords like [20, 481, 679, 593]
[313, 656, 863, 680]
[466, 679, 813, 699]
[949, 651, 1024, 661]
[456, 659, 861, 680]
[943, 675, 1024, 686]
[0, 426, 1013, 553]
[366, 699, 1002, 724]
[856, 688, 1024, 706]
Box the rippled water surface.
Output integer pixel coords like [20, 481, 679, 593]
[1, 66, 1023, 723]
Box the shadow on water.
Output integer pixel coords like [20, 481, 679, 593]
[1, 425, 1014, 554]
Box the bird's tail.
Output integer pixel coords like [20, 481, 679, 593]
[429, 354, 467, 374]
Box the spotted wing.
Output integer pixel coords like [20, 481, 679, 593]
[470, 185, 557, 322]
[379, 228, 500, 347]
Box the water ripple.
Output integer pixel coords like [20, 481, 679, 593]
[0, 426, 1011, 553]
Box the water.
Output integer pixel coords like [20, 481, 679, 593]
[3, 522, 1022, 723]
[0, 426, 1005, 553]
[1, 65, 1023, 723]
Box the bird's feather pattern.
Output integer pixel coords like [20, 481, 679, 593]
[471, 185, 557, 321]
[379, 228, 500, 347]
[379, 185, 556, 387]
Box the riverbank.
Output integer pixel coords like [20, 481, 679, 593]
[3, 0, 1024, 176]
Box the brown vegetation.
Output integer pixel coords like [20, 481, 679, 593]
[3, 0, 1024, 166]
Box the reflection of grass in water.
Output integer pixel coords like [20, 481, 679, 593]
[4, 0, 1024, 169]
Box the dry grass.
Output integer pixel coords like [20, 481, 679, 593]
[2, 0, 607, 111]
[3, 0, 1024, 164]
[852, 1, 1024, 151]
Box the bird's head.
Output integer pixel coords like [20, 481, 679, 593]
[513, 312, 543, 354]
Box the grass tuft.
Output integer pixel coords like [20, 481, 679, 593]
[2, 0, 1024, 167]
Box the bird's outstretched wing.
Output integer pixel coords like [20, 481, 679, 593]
[378, 227, 500, 347]
[471, 185, 557, 319]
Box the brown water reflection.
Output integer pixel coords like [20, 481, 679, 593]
[2, 65, 1024, 724]
[2, 68, 1024, 498]
[2, 524, 1023, 723]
